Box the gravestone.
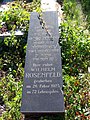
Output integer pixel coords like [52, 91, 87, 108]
[21, 11, 64, 119]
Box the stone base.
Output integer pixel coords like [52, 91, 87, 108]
[24, 113, 65, 120]
[24, 116, 40, 120]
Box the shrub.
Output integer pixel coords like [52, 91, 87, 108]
[60, 20, 90, 75]
[80, 0, 90, 30]
[80, 0, 90, 13]
[0, 1, 30, 33]
[64, 74, 90, 120]
[0, 64, 24, 120]
[60, 0, 90, 75]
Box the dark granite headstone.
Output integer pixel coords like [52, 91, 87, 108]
[21, 11, 64, 117]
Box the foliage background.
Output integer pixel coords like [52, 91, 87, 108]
[0, 0, 90, 120]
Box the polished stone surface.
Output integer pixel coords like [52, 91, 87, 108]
[21, 12, 64, 115]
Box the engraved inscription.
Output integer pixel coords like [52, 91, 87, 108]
[26, 35, 62, 95]
[26, 83, 62, 95]
[25, 72, 61, 78]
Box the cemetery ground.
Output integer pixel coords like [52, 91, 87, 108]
[0, 0, 90, 120]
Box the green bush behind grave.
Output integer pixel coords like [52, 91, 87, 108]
[80, 0, 90, 13]
[80, 0, 90, 30]
[60, 20, 90, 75]
[64, 74, 90, 120]
[60, 0, 90, 75]
[0, 1, 30, 72]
